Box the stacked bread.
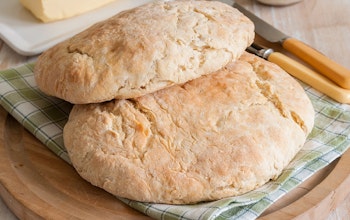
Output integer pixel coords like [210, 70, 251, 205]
[34, 0, 314, 204]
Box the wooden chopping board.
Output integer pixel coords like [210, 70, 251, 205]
[1, 106, 350, 219]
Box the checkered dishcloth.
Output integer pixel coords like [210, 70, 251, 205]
[1, 63, 350, 220]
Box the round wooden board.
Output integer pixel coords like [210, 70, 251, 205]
[1, 106, 350, 219]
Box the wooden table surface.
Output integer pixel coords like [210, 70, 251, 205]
[0, 0, 349, 219]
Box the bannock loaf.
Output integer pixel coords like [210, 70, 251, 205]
[34, 0, 254, 104]
[63, 52, 315, 204]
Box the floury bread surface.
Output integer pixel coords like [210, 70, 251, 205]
[34, 0, 254, 104]
[63, 53, 315, 204]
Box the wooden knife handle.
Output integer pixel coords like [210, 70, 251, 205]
[282, 38, 350, 89]
[267, 51, 350, 104]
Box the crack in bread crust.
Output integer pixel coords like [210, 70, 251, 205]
[255, 80, 289, 118]
[248, 58, 310, 135]
[255, 79, 308, 133]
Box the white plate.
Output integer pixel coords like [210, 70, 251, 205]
[0, 0, 153, 56]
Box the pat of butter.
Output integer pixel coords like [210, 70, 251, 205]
[20, 0, 117, 22]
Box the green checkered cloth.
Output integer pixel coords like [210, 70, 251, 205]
[1, 63, 350, 220]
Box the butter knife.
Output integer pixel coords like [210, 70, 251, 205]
[247, 43, 350, 104]
[234, 3, 350, 90]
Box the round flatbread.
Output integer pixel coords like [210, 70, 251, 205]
[34, 0, 254, 104]
[63, 52, 314, 204]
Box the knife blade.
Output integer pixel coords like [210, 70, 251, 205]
[234, 3, 350, 90]
[247, 43, 350, 104]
